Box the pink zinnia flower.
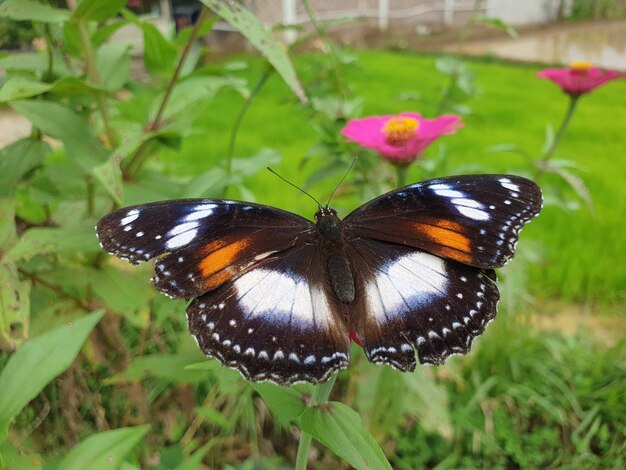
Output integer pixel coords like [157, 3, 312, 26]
[537, 61, 619, 96]
[340, 112, 462, 165]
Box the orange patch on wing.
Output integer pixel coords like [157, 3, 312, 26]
[415, 220, 472, 255]
[199, 238, 250, 281]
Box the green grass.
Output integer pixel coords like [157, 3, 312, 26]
[160, 50, 626, 305]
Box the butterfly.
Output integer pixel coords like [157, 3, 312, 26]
[96, 174, 542, 385]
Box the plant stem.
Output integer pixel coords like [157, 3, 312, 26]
[77, 21, 117, 149]
[123, 7, 210, 179]
[395, 164, 409, 187]
[300, 0, 347, 109]
[294, 373, 338, 470]
[221, 66, 273, 197]
[536, 94, 580, 179]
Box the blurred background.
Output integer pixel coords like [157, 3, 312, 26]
[0, 1, 624, 468]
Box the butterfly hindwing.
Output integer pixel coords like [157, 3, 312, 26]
[96, 199, 315, 298]
[187, 244, 351, 385]
[347, 238, 499, 369]
[344, 174, 542, 269]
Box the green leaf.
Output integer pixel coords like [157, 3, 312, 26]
[0, 199, 18, 248]
[0, 0, 70, 23]
[194, 408, 232, 430]
[0, 311, 104, 442]
[299, 402, 392, 470]
[0, 77, 53, 102]
[253, 382, 306, 423]
[0, 52, 72, 76]
[6, 226, 101, 263]
[72, 0, 127, 23]
[107, 351, 207, 385]
[140, 22, 177, 77]
[473, 15, 518, 38]
[10, 100, 107, 172]
[0, 138, 50, 197]
[58, 425, 150, 470]
[0, 441, 43, 470]
[96, 42, 131, 91]
[92, 153, 124, 204]
[200, 0, 307, 103]
[0, 262, 30, 348]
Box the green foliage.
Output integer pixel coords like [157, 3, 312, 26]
[0, 312, 104, 442]
[58, 425, 150, 470]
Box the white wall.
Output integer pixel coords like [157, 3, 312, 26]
[486, 0, 571, 25]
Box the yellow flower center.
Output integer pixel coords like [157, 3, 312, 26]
[382, 117, 419, 146]
[570, 61, 592, 74]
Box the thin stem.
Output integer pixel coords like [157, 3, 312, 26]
[436, 65, 458, 115]
[300, 0, 347, 109]
[77, 21, 117, 148]
[395, 164, 409, 188]
[221, 66, 273, 197]
[294, 373, 338, 470]
[536, 94, 580, 179]
[123, 7, 210, 179]
[43, 24, 55, 82]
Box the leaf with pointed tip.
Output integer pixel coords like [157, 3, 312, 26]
[58, 425, 150, 470]
[299, 402, 392, 470]
[0, 311, 104, 442]
[200, 0, 306, 103]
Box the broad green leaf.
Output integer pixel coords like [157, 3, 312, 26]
[0, 262, 30, 348]
[58, 425, 150, 470]
[92, 153, 124, 204]
[92, 19, 130, 48]
[5, 225, 101, 263]
[0, 52, 72, 76]
[0, 311, 104, 442]
[0, 138, 50, 197]
[183, 167, 229, 198]
[10, 100, 107, 171]
[157, 76, 247, 122]
[231, 148, 282, 177]
[96, 42, 131, 90]
[0, 441, 43, 470]
[253, 382, 305, 422]
[89, 266, 151, 327]
[0, 77, 53, 102]
[0, 199, 17, 247]
[200, 0, 306, 103]
[0, 0, 70, 23]
[299, 402, 392, 470]
[72, 0, 127, 23]
[140, 22, 177, 77]
[106, 351, 207, 384]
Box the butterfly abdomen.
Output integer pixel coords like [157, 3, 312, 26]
[316, 208, 355, 304]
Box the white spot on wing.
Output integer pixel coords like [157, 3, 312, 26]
[185, 204, 217, 221]
[457, 206, 490, 220]
[120, 209, 139, 225]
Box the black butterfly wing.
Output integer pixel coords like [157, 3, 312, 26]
[347, 238, 499, 369]
[344, 174, 542, 269]
[187, 243, 350, 385]
[96, 199, 316, 299]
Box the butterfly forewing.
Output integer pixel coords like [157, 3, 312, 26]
[347, 238, 499, 369]
[187, 244, 350, 385]
[345, 175, 542, 269]
[96, 199, 315, 298]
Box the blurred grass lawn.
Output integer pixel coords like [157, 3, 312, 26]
[160, 50, 626, 307]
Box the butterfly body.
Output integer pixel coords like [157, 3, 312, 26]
[315, 207, 355, 304]
[96, 174, 542, 385]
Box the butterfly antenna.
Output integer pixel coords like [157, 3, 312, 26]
[326, 157, 357, 207]
[266, 167, 322, 209]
